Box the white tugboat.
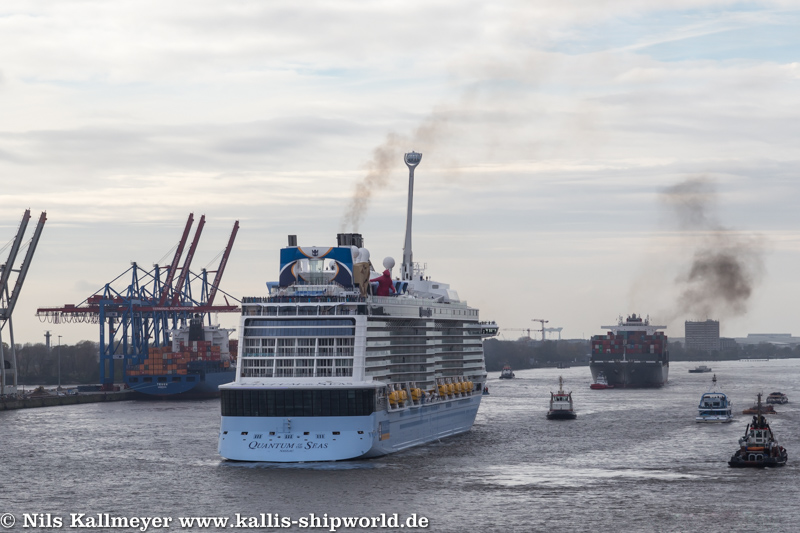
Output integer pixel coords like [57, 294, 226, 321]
[728, 393, 787, 468]
[695, 374, 733, 423]
[499, 365, 515, 379]
[547, 376, 576, 420]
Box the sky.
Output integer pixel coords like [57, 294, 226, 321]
[1, 0, 799, 346]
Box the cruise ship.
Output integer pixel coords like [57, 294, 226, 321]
[218, 152, 498, 462]
[589, 314, 669, 388]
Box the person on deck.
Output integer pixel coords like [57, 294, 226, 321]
[370, 269, 396, 296]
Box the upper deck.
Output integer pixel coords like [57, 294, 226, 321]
[599, 314, 667, 337]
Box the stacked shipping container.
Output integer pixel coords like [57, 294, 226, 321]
[592, 332, 666, 357]
[127, 339, 238, 376]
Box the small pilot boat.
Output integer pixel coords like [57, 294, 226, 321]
[590, 371, 613, 390]
[547, 376, 576, 420]
[766, 392, 789, 405]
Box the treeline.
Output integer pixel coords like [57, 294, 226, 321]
[485, 338, 800, 372]
[484, 339, 590, 372]
[4, 341, 100, 385]
[669, 341, 800, 361]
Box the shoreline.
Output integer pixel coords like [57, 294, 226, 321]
[1, 390, 134, 411]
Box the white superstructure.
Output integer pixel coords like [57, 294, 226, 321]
[218, 153, 498, 462]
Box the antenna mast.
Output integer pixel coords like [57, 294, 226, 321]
[402, 151, 422, 281]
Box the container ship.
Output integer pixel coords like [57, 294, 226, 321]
[589, 314, 668, 388]
[126, 315, 237, 399]
[218, 152, 498, 462]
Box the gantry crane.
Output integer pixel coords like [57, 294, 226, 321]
[1, 210, 46, 396]
[532, 318, 549, 341]
[36, 214, 239, 390]
[543, 327, 564, 340]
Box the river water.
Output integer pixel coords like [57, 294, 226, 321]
[2, 359, 799, 533]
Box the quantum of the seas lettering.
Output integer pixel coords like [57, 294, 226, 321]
[248, 442, 329, 450]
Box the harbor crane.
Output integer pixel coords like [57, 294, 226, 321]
[36, 214, 239, 390]
[0, 210, 46, 396]
[532, 318, 549, 341]
[543, 327, 564, 340]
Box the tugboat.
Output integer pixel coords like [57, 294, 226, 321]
[590, 371, 614, 390]
[547, 376, 576, 420]
[766, 392, 789, 405]
[499, 365, 515, 379]
[696, 374, 733, 423]
[728, 393, 787, 468]
[689, 365, 712, 373]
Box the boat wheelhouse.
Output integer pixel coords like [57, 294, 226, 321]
[218, 152, 498, 462]
[499, 365, 515, 379]
[696, 375, 733, 423]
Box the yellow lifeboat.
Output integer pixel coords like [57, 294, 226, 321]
[465, 380, 473, 393]
[388, 390, 399, 406]
[454, 382, 463, 395]
[399, 389, 408, 406]
[447, 383, 455, 396]
[438, 384, 448, 397]
[411, 388, 422, 402]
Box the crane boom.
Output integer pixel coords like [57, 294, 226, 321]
[3, 212, 46, 318]
[171, 215, 205, 305]
[532, 318, 549, 341]
[158, 214, 194, 305]
[207, 220, 239, 306]
[0, 209, 31, 300]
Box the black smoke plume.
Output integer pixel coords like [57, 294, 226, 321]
[664, 177, 763, 319]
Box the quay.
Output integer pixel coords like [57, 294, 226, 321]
[1, 390, 134, 411]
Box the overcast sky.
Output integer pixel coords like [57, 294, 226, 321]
[2, 0, 799, 346]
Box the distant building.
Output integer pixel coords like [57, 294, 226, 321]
[719, 337, 739, 351]
[736, 334, 800, 346]
[685, 320, 720, 352]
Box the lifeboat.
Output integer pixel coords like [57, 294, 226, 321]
[410, 388, 422, 402]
